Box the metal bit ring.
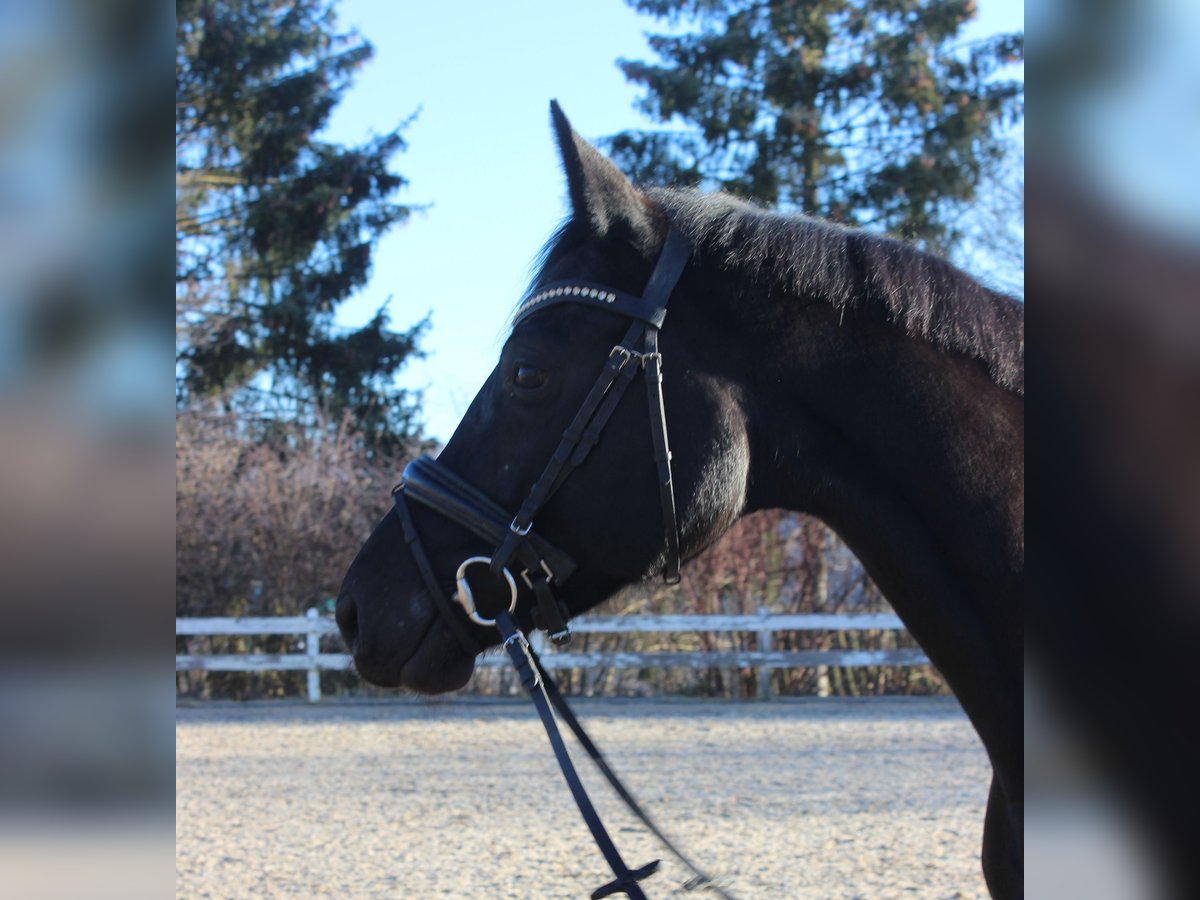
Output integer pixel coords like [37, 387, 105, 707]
[455, 556, 518, 627]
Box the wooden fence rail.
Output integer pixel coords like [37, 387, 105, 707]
[176, 608, 929, 703]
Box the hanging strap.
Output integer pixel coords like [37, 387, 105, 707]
[496, 610, 660, 900]
[398, 486, 732, 895]
[530, 649, 735, 898]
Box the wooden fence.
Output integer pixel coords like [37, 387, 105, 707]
[176, 608, 929, 702]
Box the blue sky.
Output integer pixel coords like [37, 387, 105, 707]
[325, 0, 1024, 443]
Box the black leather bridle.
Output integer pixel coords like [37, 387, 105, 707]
[388, 228, 733, 898]
[393, 225, 691, 651]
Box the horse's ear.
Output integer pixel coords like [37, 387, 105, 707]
[549, 100, 659, 249]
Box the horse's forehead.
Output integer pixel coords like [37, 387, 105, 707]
[506, 303, 624, 352]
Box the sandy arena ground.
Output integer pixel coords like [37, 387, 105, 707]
[176, 697, 991, 898]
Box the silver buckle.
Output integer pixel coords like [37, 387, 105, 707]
[519, 559, 556, 589]
[455, 556, 518, 627]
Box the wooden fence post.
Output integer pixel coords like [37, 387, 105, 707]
[305, 608, 321, 703]
[756, 606, 773, 701]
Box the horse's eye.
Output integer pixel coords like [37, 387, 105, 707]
[514, 365, 547, 389]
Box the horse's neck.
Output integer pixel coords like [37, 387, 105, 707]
[731, 293, 1023, 762]
[734, 294, 1023, 579]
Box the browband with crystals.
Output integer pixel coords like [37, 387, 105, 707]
[515, 280, 669, 329]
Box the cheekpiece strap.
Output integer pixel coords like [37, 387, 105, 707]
[640, 227, 692, 308]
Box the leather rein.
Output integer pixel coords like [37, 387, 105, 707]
[391, 228, 733, 898]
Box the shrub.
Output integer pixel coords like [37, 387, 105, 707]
[175, 411, 415, 698]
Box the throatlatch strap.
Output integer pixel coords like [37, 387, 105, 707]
[642, 326, 681, 583]
[496, 611, 660, 900]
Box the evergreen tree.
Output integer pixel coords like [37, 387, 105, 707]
[176, 0, 424, 448]
[609, 0, 1023, 251]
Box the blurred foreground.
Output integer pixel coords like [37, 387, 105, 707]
[1, 0, 169, 896]
[1027, 0, 1200, 896]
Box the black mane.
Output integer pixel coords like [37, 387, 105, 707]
[648, 187, 1024, 395]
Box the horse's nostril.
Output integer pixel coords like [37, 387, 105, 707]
[335, 594, 359, 652]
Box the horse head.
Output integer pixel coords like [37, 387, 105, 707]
[337, 103, 749, 692]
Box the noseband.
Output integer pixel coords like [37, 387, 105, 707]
[394, 226, 691, 649]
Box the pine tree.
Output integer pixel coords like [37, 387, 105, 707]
[176, 0, 424, 448]
[608, 0, 1023, 251]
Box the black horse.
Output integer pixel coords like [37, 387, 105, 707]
[337, 103, 1023, 898]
